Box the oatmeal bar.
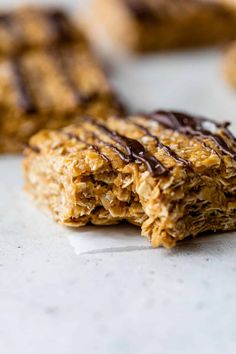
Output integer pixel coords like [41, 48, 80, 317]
[0, 45, 124, 153]
[23, 111, 236, 248]
[88, 0, 236, 52]
[0, 6, 86, 56]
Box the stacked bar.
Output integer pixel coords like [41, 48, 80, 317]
[23, 111, 236, 248]
[88, 0, 236, 52]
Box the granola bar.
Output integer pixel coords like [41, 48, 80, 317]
[0, 45, 124, 153]
[0, 6, 86, 56]
[23, 111, 236, 248]
[88, 0, 236, 52]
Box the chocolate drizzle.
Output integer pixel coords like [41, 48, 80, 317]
[50, 48, 82, 104]
[47, 10, 72, 41]
[84, 116, 168, 177]
[150, 111, 236, 160]
[25, 143, 40, 153]
[114, 136, 168, 176]
[129, 119, 190, 167]
[125, 0, 157, 22]
[0, 14, 11, 24]
[125, 0, 225, 22]
[64, 132, 111, 165]
[221, 122, 236, 147]
[90, 132, 131, 163]
[49, 48, 98, 105]
[11, 58, 37, 114]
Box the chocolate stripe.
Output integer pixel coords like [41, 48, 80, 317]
[0, 13, 11, 24]
[129, 119, 190, 167]
[71, 127, 135, 166]
[49, 48, 83, 104]
[47, 10, 72, 41]
[150, 111, 236, 160]
[0, 14, 25, 51]
[24, 143, 40, 153]
[49, 49, 97, 105]
[221, 122, 236, 148]
[90, 132, 131, 163]
[125, 0, 224, 21]
[84, 116, 168, 177]
[124, 0, 157, 22]
[64, 132, 111, 165]
[11, 58, 37, 114]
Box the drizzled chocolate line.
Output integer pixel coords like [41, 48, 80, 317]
[150, 111, 236, 160]
[129, 119, 190, 167]
[125, 0, 157, 22]
[125, 0, 225, 21]
[49, 48, 82, 104]
[114, 136, 168, 176]
[221, 122, 236, 148]
[11, 59, 37, 114]
[68, 126, 130, 164]
[199, 139, 221, 159]
[64, 132, 111, 165]
[24, 143, 40, 153]
[0, 13, 25, 50]
[0, 14, 11, 24]
[124, 0, 197, 22]
[47, 10, 72, 41]
[84, 116, 168, 177]
[90, 131, 130, 163]
[49, 49, 98, 105]
[67, 128, 135, 167]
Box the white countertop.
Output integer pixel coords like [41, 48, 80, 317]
[1, 1, 236, 354]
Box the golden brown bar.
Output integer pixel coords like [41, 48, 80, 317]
[88, 0, 236, 52]
[0, 45, 124, 153]
[23, 111, 236, 248]
[0, 6, 86, 56]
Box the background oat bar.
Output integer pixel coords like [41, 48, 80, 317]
[23, 111, 236, 248]
[0, 6, 86, 56]
[88, 0, 236, 52]
[0, 45, 124, 153]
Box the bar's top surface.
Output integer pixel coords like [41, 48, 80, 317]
[0, 6, 85, 55]
[0, 45, 115, 115]
[28, 111, 236, 177]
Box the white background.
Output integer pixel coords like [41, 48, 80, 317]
[1, 1, 236, 354]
